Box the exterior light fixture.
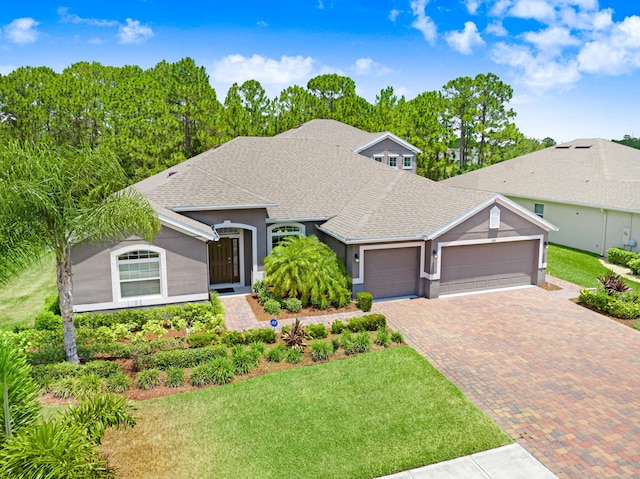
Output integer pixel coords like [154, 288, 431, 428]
[432, 250, 438, 259]
[354, 253, 360, 263]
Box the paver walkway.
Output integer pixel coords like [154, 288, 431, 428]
[374, 285, 640, 478]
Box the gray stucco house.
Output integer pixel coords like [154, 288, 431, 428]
[442, 139, 640, 256]
[72, 119, 556, 312]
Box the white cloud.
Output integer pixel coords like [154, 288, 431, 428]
[117, 18, 154, 44]
[490, 0, 512, 17]
[350, 58, 392, 76]
[523, 26, 580, 55]
[464, 0, 482, 15]
[486, 21, 508, 36]
[212, 54, 316, 85]
[3, 18, 40, 44]
[389, 9, 401, 22]
[257, 21, 268, 27]
[509, 0, 555, 22]
[57, 7, 119, 27]
[410, 0, 437, 44]
[576, 16, 640, 74]
[446, 21, 485, 54]
[317, 0, 324, 10]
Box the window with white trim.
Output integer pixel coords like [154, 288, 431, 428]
[373, 155, 384, 163]
[489, 206, 500, 229]
[402, 155, 413, 169]
[534, 203, 544, 218]
[117, 250, 161, 298]
[268, 223, 306, 253]
[388, 155, 398, 168]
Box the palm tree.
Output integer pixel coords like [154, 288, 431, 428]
[0, 142, 160, 362]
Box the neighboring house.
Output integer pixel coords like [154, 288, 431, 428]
[446, 147, 479, 167]
[71, 119, 556, 312]
[441, 139, 640, 256]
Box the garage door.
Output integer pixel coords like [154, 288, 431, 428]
[439, 241, 537, 295]
[363, 247, 420, 299]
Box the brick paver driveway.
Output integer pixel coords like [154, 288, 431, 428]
[374, 286, 640, 479]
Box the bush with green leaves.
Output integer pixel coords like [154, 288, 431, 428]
[356, 292, 373, 312]
[42, 293, 61, 315]
[263, 299, 282, 315]
[331, 337, 341, 352]
[375, 328, 391, 347]
[310, 340, 333, 362]
[135, 368, 162, 390]
[284, 347, 303, 364]
[83, 360, 120, 378]
[248, 341, 266, 358]
[244, 328, 277, 344]
[307, 323, 328, 339]
[104, 371, 132, 393]
[311, 295, 330, 310]
[73, 373, 104, 398]
[34, 311, 62, 331]
[187, 331, 219, 348]
[219, 330, 245, 346]
[51, 376, 77, 399]
[165, 367, 185, 388]
[607, 247, 640, 267]
[353, 332, 372, 353]
[340, 330, 355, 354]
[579, 289, 640, 319]
[598, 269, 632, 296]
[138, 344, 228, 370]
[231, 345, 259, 375]
[264, 235, 351, 307]
[391, 331, 405, 344]
[347, 314, 386, 332]
[629, 258, 640, 276]
[266, 344, 286, 362]
[189, 358, 234, 386]
[282, 297, 302, 313]
[330, 320, 345, 334]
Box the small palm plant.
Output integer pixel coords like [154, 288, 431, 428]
[281, 319, 308, 351]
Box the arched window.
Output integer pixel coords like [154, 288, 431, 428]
[111, 245, 167, 301]
[267, 223, 305, 254]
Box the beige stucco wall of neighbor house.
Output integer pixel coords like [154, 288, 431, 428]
[71, 226, 208, 311]
[359, 138, 417, 173]
[510, 197, 639, 256]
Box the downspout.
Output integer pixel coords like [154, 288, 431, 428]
[600, 209, 608, 257]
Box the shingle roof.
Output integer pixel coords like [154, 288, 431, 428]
[441, 139, 640, 213]
[275, 119, 380, 150]
[135, 121, 547, 242]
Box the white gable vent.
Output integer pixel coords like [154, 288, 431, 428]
[489, 206, 500, 230]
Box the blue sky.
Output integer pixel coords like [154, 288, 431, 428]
[1, 0, 639, 142]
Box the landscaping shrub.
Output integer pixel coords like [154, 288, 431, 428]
[347, 314, 386, 332]
[310, 340, 333, 362]
[607, 247, 640, 267]
[284, 348, 303, 364]
[51, 376, 76, 398]
[282, 297, 302, 313]
[375, 328, 391, 347]
[330, 320, 345, 334]
[356, 292, 373, 312]
[220, 330, 245, 346]
[141, 319, 168, 339]
[390, 331, 405, 344]
[630, 258, 640, 276]
[104, 372, 131, 393]
[248, 341, 266, 358]
[598, 270, 632, 295]
[165, 367, 185, 388]
[187, 332, 219, 348]
[31, 361, 81, 387]
[306, 323, 328, 339]
[311, 296, 330, 310]
[331, 337, 340, 352]
[188, 364, 211, 387]
[281, 319, 308, 350]
[139, 344, 227, 370]
[135, 368, 162, 390]
[209, 357, 235, 385]
[74, 373, 104, 398]
[26, 346, 66, 366]
[34, 311, 62, 331]
[263, 299, 282, 315]
[579, 289, 640, 319]
[43, 293, 61, 315]
[244, 328, 277, 344]
[340, 330, 356, 355]
[353, 332, 372, 353]
[266, 344, 285, 362]
[83, 360, 120, 378]
[634, 322, 640, 331]
[231, 346, 258, 375]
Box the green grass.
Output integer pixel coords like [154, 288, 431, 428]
[0, 253, 57, 330]
[547, 243, 640, 290]
[102, 347, 510, 479]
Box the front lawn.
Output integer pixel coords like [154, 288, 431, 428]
[101, 347, 511, 479]
[547, 243, 640, 290]
[0, 253, 57, 330]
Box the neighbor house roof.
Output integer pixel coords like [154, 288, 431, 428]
[441, 138, 640, 213]
[135, 121, 552, 242]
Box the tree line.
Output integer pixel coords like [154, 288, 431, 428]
[0, 57, 554, 182]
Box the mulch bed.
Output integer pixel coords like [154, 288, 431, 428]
[537, 282, 562, 291]
[246, 294, 360, 321]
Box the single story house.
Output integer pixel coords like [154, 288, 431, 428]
[441, 139, 640, 256]
[71, 120, 556, 312]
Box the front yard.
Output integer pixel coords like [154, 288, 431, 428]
[101, 347, 511, 479]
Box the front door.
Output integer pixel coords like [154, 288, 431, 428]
[209, 238, 240, 284]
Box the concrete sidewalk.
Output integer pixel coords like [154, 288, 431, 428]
[377, 444, 557, 479]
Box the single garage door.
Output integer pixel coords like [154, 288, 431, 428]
[439, 241, 537, 295]
[363, 247, 420, 299]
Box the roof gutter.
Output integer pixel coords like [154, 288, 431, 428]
[316, 224, 425, 245]
[172, 203, 278, 212]
[158, 214, 215, 241]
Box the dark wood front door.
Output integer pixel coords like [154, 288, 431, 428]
[209, 238, 240, 284]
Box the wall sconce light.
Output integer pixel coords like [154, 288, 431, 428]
[544, 241, 548, 247]
[354, 253, 360, 263]
[432, 250, 438, 259]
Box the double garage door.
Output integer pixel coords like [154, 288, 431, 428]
[362, 240, 538, 299]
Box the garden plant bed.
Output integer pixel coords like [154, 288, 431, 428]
[246, 292, 359, 321]
[100, 347, 511, 479]
[571, 297, 640, 331]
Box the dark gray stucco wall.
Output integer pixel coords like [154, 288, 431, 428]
[71, 226, 208, 306]
[359, 138, 417, 173]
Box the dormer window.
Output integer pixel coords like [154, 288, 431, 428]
[403, 155, 413, 169]
[373, 155, 384, 163]
[388, 155, 398, 168]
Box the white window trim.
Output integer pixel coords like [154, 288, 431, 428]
[402, 155, 413, 170]
[110, 244, 168, 303]
[209, 228, 245, 286]
[388, 155, 399, 168]
[373, 155, 384, 163]
[489, 206, 501, 229]
[267, 222, 306, 254]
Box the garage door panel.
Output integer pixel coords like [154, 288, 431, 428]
[440, 241, 537, 295]
[363, 248, 420, 299]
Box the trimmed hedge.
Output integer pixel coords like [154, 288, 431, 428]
[607, 248, 640, 268]
[629, 258, 640, 276]
[346, 314, 386, 332]
[137, 344, 228, 370]
[579, 289, 640, 319]
[356, 292, 373, 312]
